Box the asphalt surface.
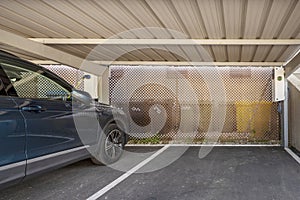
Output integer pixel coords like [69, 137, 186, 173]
[1, 146, 300, 200]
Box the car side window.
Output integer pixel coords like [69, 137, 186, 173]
[1, 63, 71, 100]
[0, 79, 7, 96]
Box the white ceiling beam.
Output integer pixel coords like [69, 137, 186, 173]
[287, 74, 300, 92]
[91, 61, 283, 66]
[284, 48, 300, 77]
[29, 38, 300, 45]
[30, 60, 60, 65]
[30, 60, 283, 66]
[0, 29, 106, 76]
[31, 60, 283, 67]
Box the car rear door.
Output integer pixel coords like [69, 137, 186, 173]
[0, 60, 83, 161]
[0, 65, 26, 187]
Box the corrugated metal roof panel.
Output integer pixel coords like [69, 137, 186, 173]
[0, 0, 298, 64]
[260, 0, 294, 39]
[172, 0, 207, 39]
[0, 3, 63, 37]
[197, 0, 225, 39]
[278, 46, 300, 61]
[212, 46, 227, 61]
[94, 0, 154, 39]
[278, 0, 300, 39]
[145, 0, 189, 37]
[253, 46, 272, 61]
[227, 46, 241, 62]
[223, 0, 244, 39]
[265, 46, 286, 61]
[241, 46, 256, 62]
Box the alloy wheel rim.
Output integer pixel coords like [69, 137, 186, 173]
[104, 129, 123, 159]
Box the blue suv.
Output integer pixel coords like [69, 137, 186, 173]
[0, 50, 127, 189]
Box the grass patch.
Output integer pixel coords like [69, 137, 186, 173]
[128, 134, 161, 144]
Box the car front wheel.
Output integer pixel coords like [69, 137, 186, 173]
[91, 123, 125, 165]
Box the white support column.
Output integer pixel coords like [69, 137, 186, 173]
[98, 68, 110, 104]
[283, 48, 300, 148]
[284, 79, 289, 148]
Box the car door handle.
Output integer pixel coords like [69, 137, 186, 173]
[21, 105, 46, 112]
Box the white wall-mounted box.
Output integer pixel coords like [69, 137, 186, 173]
[84, 73, 99, 99]
[272, 67, 285, 102]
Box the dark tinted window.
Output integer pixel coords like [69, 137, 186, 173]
[1, 63, 71, 100]
[0, 80, 7, 96]
[0, 67, 10, 96]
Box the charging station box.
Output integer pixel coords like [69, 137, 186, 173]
[272, 67, 285, 102]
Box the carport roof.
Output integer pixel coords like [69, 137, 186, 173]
[0, 0, 299, 67]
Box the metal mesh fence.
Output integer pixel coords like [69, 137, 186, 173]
[2, 63, 72, 99]
[110, 66, 280, 144]
[288, 83, 300, 149]
[42, 65, 84, 90]
[2, 64, 84, 100]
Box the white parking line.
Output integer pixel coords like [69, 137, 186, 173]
[285, 148, 300, 165]
[127, 144, 280, 147]
[86, 144, 170, 200]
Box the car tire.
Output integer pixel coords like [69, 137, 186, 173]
[91, 123, 125, 165]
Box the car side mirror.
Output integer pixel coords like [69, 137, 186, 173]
[75, 74, 91, 89]
[72, 89, 92, 105]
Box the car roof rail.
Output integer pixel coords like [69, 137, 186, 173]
[0, 50, 20, 58]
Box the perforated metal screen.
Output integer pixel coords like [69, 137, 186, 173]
[2, 63, 72, 99]
[110, 66, 281, 144]
[42, 65, 84, 90]
[9, 64, 85, 99]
